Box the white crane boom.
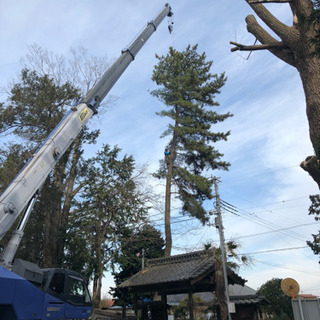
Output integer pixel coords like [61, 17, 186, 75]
[0, 4, 173, 245]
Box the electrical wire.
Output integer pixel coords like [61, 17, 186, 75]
[228, 222, 319, 240]
[240, 245, 309, 255]
[254, 259, 320, 277]
[221, 164, 300, 186]
[219, 198, 309, 242]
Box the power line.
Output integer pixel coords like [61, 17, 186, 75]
[247, 203, 310, 216]
[254, 259, 320, 277]
[230, 222, 319, 240]
[221, 164, 300, 186]
[240, 196, 310, 212]
[220, 187, 312, 217]
[226, 208, 306, 241]
[240, 245, 309, 255]
[220, 195, 311, 217]
[220, 198, 309, 242]
[147, 207, 318, 242]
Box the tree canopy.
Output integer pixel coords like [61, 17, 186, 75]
[151, 44, 232, 256]
[69, 144, 151, 307]
[0, 45, 112, 271]
[307, 194, 320, 260]
[110, 224, 164, 309]
[257, 278, 293, 319]
[0, 68, 83, 265]
[0, 47, 148, 308]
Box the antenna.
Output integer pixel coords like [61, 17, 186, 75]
[281, 278, 300, 299]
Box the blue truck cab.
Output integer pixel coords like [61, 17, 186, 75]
[0, 259, 92, 320]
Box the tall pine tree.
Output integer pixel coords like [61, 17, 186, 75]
[151, 45, 232, 256]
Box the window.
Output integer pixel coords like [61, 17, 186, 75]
[49, 272, 65, 296]
[67, 275, 91, 305]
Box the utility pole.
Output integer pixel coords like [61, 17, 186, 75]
[141, 248, 145, 270]
[213, 177, 232, 320]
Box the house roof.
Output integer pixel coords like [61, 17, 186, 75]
[119, 250, 246, 295]
[297, 294, 320, 299]
[231, 295, 267, 305]
[167, 285, 269, 306]
[228, 285, 269, 305]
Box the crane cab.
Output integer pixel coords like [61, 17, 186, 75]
[0, 259, 92, 320]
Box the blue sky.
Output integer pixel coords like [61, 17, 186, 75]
[1, 0, 320, 297]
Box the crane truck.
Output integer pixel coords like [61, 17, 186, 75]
[0, 4, 173, 320]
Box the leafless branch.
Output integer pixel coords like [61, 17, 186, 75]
[230, 41, 287, 52]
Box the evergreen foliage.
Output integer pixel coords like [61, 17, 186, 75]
[0, 69, 82, 265]
[0, 44, 111, 269]
[110, 224, 164, 308]
[0, 69, 79, 143]
[257, 278, 293, 320]
[307, 194, 320, 260]
[172, 295, 206, 320]
[151, 45, 231, 223]
[151, 44, 231, 256]
[68, 144, 150, 306]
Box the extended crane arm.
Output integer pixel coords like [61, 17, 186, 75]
[84, 4, 172, 110]
[0, 4, 173, 241]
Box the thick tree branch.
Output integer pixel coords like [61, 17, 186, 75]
[245, 15, 296, 66]
[289, 3, 298, 25]
[247, 2, 300, 46]
[230, 41, 287, 51]
[293, 0, 314, 18]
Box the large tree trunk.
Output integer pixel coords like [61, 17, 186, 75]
[42, 137, 83, 267]
[237, 0, 320, 188]
[92, 224, 106, 308]
[164, 114, 179, 257]
[164, 153, 173, 257]
[42, 151, 68, 267]
[92, 273, 99, 307]
[56, 137, 83, 264]
[294, 4, 320, 187]
[42, 181, 63, 266]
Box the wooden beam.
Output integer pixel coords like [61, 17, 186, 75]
[188, 290, 194, 320]
[161, 294, 168, 320]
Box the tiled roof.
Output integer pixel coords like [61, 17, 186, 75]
[119, 250, 245, 291]
[167, 285, 268, 305]
[229, 284, 256, 296]
[230, 295, 268, 305]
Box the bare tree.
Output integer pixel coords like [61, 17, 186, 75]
[21, 44, 111, 97]
[231, 0, 320, 188]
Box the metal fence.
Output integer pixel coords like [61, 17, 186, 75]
[292, 299, 320, 320]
